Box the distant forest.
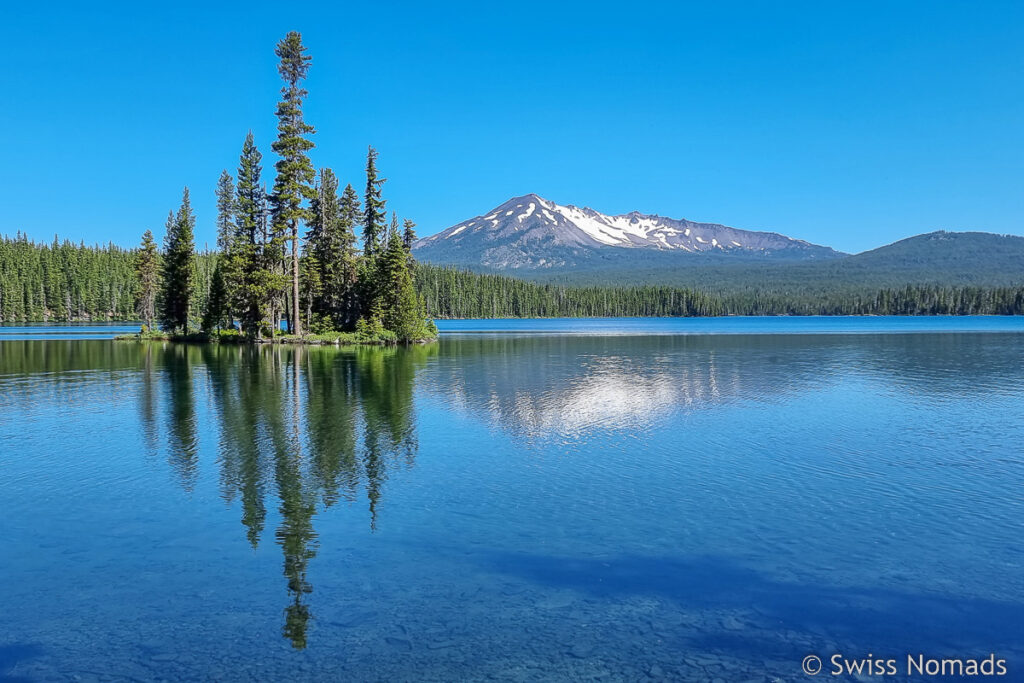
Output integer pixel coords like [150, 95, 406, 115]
[2, 233, 1023, 321]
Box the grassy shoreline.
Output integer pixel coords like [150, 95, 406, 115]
[114, 329, 437, 346]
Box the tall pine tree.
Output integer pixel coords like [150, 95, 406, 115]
[202, 259, 229, 332]
[215, 170, 236, 251]
[234, 132, 274, 338]
[160, 188, 196, 333]
[215, 169, 237, 322]
[375, 230, 432, 342]
[304, 168, 341, 327]
[269, 31, 316, 337]
[402, 218, 417, 251]
[362, 146, 386, 258]
[337, 183, 361, 328]
[134, 229, 159, 328]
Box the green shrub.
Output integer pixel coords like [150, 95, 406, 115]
[355, 313, 385, 342]
[307, 314, 335, 335]
[213, 329, 244, 343]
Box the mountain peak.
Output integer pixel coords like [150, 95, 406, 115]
[497, 193, 553, 209]
[413, 195, 842, 270]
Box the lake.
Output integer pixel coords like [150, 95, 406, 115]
[1, 318, 1023, 681]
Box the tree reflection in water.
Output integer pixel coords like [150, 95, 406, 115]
[155, 343, 432, 649]
[118, 331, 1024, 650]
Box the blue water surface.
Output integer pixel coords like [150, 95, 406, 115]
[436, 315, 1024, 335]
[0, 322, 141, 340]
[1, 319, 1022, 682]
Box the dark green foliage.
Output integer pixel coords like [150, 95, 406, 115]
[6, 233, 1024, 325]
[414, 263, 1024, 318]
[269, 31, 316, 338]
[0, 233, 216, 324]
[336, 184, 362, 326]
[414, 264, 722, 317]
[135, 229, 159, 327]
[236, 133, 265, 246]
[202, 258, 230, 332]
[233, 133, 278, 338]
[299, 252, 324, 332]
[215, 170, 239, 321]
[362, 146, 386, 258]
[303, 168, 358, 330]
[159, 188, 197, 333]
[215, 170, 236, 251]
[355, 257, 379, 332]
[0, 233, 137, 322]
[402, 219, 417, 251]
[6, 234, 1024, 325]
[376, 232, 435, 341]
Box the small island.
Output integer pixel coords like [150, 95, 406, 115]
[115, 32, 437, 347]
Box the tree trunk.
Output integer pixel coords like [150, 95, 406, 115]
[291, 222, 302, 337]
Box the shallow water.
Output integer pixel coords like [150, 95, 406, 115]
[1, 320, 1023, 681]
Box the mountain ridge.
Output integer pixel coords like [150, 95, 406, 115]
[412, 195, 1024, 293]
[413, 194, 843, 269]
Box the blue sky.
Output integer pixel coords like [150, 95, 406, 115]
[2, 1, 1022, 254]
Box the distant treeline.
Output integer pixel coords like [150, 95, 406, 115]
[415, 264, 1024, 317]
[3, 236, 1024, 322]
[414, 264, 723, 317]
[0, 233, 216, 323]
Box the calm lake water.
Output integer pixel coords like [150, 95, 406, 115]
[1, 318, 1023, 681]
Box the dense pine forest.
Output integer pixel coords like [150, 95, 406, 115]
[3, 235, 1023, 322]
[414, 264, 1024, 317]
[0, 234, 219, 323]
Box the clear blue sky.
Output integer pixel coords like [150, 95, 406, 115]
[3, 1, 1022, 254]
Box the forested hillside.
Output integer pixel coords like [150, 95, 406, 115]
[3, 239, 1023, 322]
[509, 231, 1024, 293]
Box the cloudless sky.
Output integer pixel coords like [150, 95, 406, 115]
[3, 0, 1023, 253]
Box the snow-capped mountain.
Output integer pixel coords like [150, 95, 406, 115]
[412, 194, 842, 270]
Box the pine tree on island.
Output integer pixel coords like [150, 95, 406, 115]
[215, 170, 236, 252]
[402, 219, 417, 251]
[336, 184, 361, 328]
[375, 229, 436, 343]
[362, 146, 386, 259]
[269, 31, 316, 337]
[202, 262, 229, 332]
[233, 132, 274, 339]
[304, 167, 361, 332]
[214, 170, 238, 323]
[134, 229, 159, 329]
[159, 188, 196, 333]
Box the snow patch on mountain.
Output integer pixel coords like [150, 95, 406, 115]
[414, 193, 842, 270]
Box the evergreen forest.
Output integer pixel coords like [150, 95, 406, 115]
[3, 233, 1024, 323]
